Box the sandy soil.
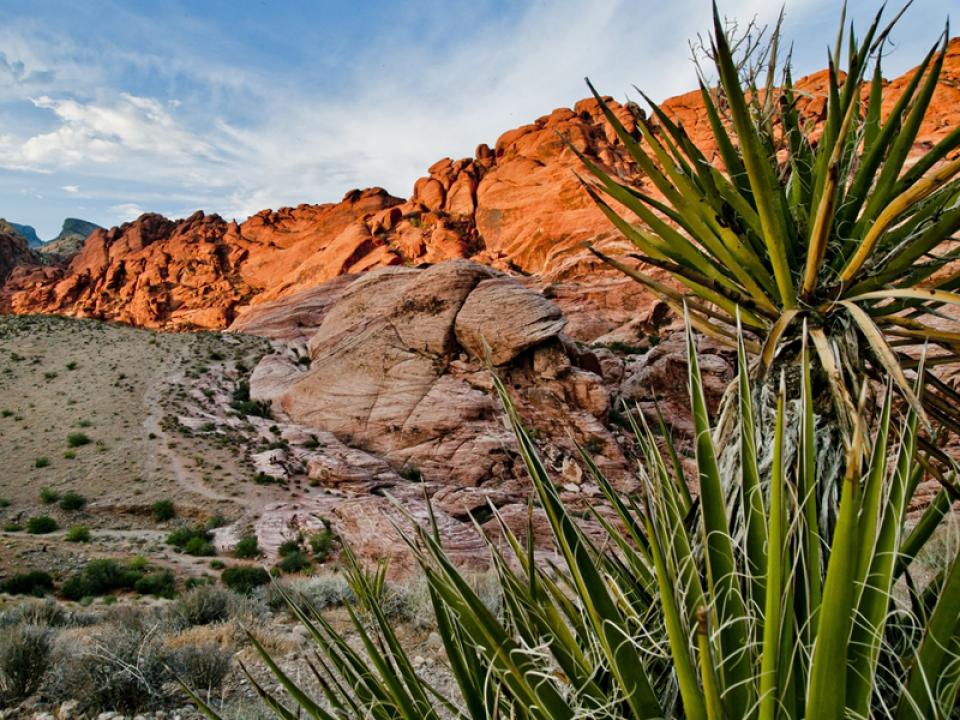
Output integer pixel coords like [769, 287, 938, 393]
[0, 314, 290, 579]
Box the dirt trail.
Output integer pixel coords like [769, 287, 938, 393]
[142, 342, 234, 504]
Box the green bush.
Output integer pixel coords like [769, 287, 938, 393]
[276, 550, 311, 574]
[66, 432, 91, 447]
[0, 497, 9, 508]
[209, 559, 225, 570]
[204, 513, 226, 530]
[166, 525, 213, 555]
[151, 499, 175, 522]
[277, 539, 301, 557]
[39, 487, 60, 504]
[233, 535, 259, 559]
[26, 516, 57, 534]
[308, 519, 335, 561]
[3, 522, 21, 532]
[221, 566, 270, 595]
[34, 456, 50, 469]
[59, 558, 152, 600]
[64, 524, 91, 543]
[133, 570, 176, 598]
[59, 491, 87, 511]
[1, 571, 54, 596]
[183, 536, 216, 557]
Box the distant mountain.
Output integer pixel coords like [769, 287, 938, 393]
[38, 218, 103, 257]
[9, 222, 41, 248]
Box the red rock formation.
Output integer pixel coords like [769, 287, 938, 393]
[2, 39, 957, 329]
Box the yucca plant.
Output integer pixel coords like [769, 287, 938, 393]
[182, 324, 959, 720]
[578, 3, 960, 446]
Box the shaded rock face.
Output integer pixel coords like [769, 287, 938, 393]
[0, 223, 36, 287]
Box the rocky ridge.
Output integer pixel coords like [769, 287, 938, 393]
[3, 38, 956, 330]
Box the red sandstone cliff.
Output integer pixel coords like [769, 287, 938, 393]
[2, 39, 958, 329]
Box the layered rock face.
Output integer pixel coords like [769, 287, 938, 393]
[228, 260, 656, 567]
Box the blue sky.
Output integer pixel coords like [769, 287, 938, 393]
[0, 0, 951, 238]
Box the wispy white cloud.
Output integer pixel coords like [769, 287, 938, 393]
[0, 0, 947, 236]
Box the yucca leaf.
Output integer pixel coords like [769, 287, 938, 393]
[840, 154, 960, 283]
[495, 375, 663, 718]
[758, 375, 787, 720]
[685, 316, 755, 716]
[806, 385, 868, 720]
[896, 488, 953, 579]
[860, 31, 949, 226]
[736, 315, 767, 609]
[642, 497, 707, 720]
[712, 3, 794, 306]
[895, 551, 960, 720]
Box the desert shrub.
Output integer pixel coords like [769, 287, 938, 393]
[0, 625, 50, 703]
[0, 598, 66, 628]
[2, 571, 54, 596]
[183, 536, 216, 557]
[133, 570, 176, 598]
[59, 491, 87, 511]
[308, 519, 335, 561]
[167, 525, 215, 556]
[39, 487, 60, 504]
[233, 535, 260, 559]
[3, 522, 21, 532]
[60, 558, 147, 600]
[276, 550, 311, 574]
[205, 513, 226, 530]
[231, 398, 272, 419]
[173, 585, 230, 626]
[277, 539, 301, 557]
[0, 497, 9, 507]
[50, 625, 169, 714]
[290, 575, 355, 611]
[210, 559, 225, 570]
[34, 456, 50, 469]
[26, 515, 57, 534]
[166, 643, 231, 699]
[221, 567, 270, 595]
[66, 432, 91, 447]
[151, 499, 175, 522]
[64, 524, 91, 543]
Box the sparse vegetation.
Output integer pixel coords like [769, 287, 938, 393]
[151, 499, 175, 522]
[64, 524, 91, 542]
[25, 516, 57, 534]
[233, 535, 260, 559]
[0, 625, 51, 704]
[66, 431, 91, 447]
[1, 571, 54, 597]
[38, 487, 59, 504]
[221, 566, 270, 594]
[34, 456, 50, 469]
[308, 518, 335, 561]
[59, 490, 87, 511]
